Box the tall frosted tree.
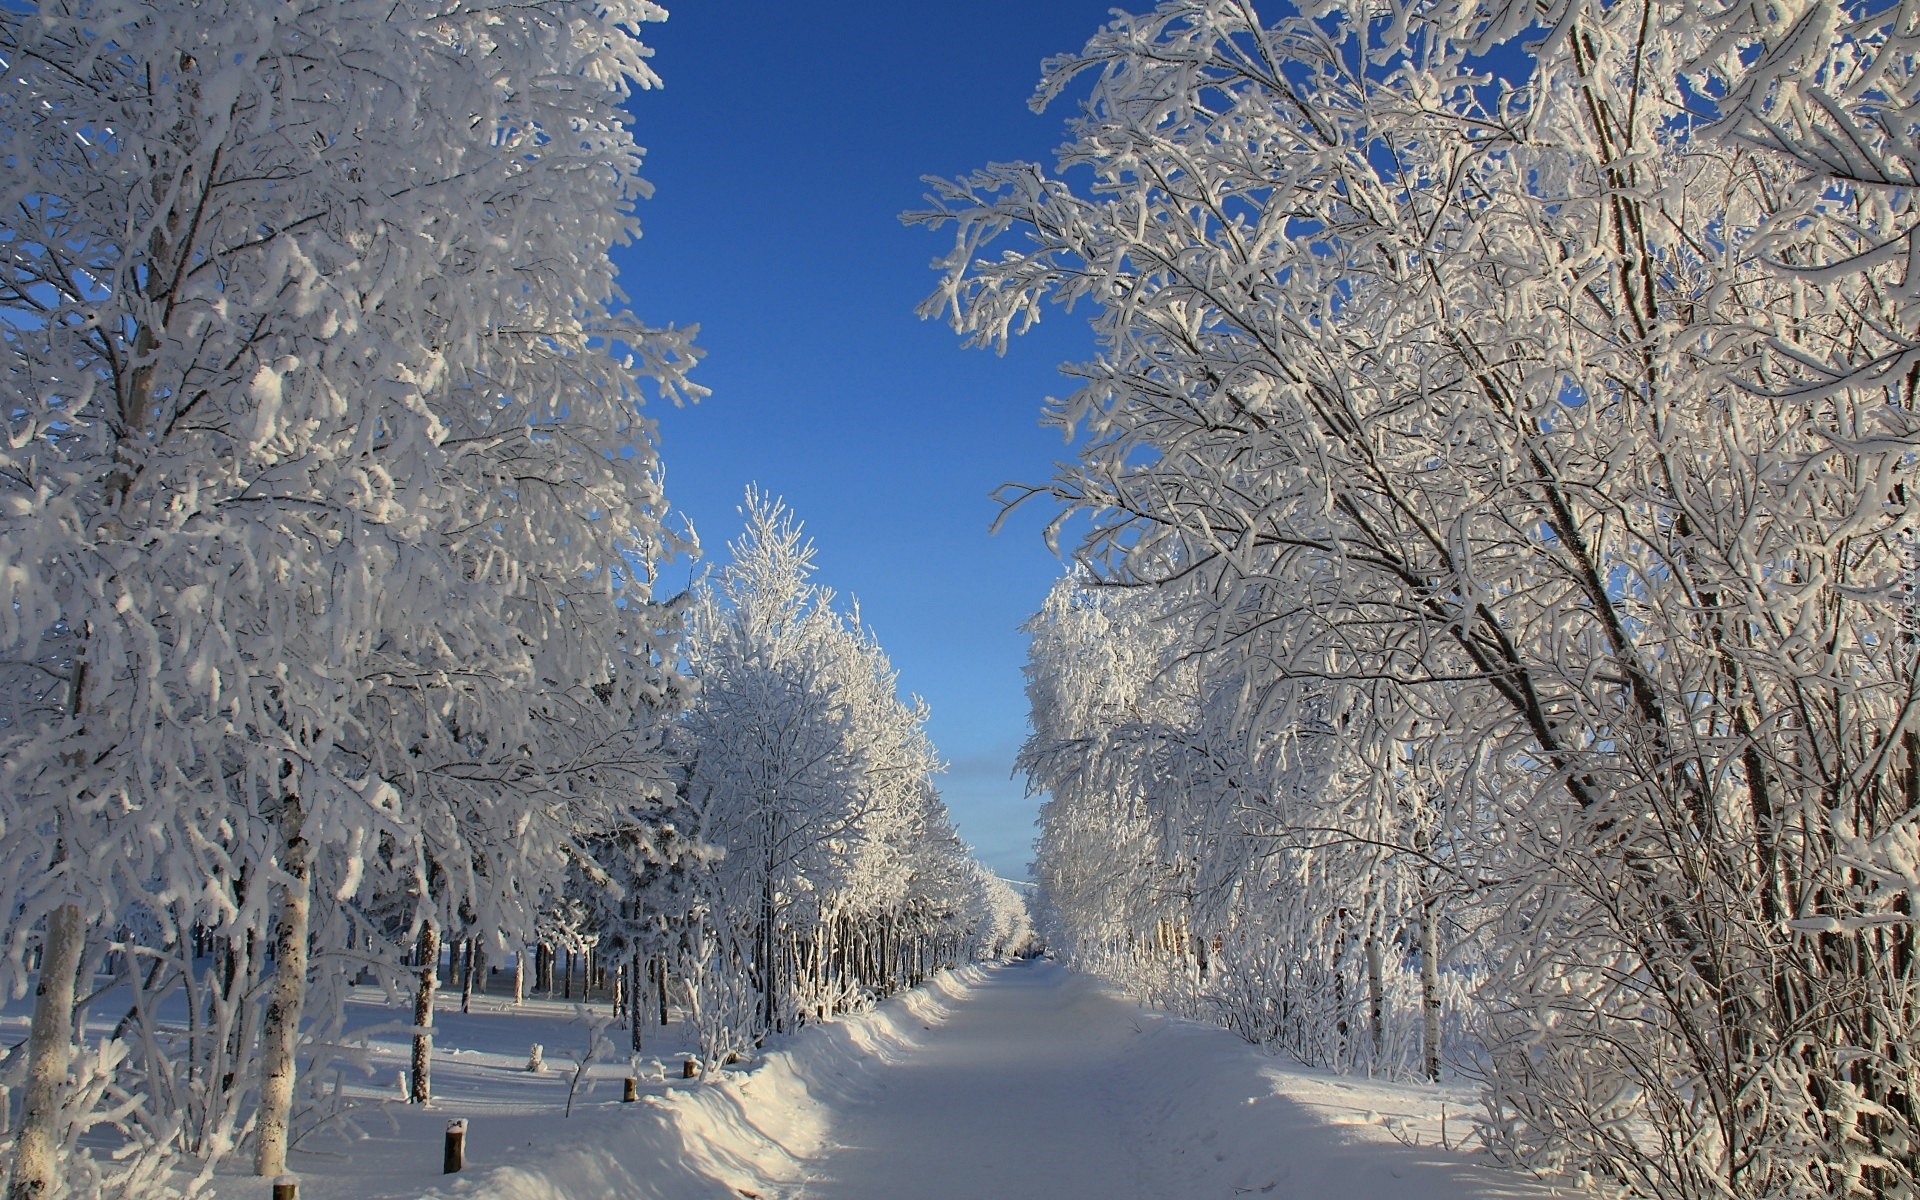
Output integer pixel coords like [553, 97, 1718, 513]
[921, 1, 1920, 1194]
[0, 0, 696, 1191]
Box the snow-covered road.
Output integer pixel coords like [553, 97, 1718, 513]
[784, 961, 1561, 1200]
[794, 960, 1151, 1198]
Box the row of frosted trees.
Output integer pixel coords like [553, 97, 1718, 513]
[922, 1, 1920, 1197]
[1019, 577, 1471, 1083]
[677, 495, 1032, 1066]
[0, 3, 1020, 1197]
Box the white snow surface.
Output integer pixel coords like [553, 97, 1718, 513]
[210, 961, 1574, 1199]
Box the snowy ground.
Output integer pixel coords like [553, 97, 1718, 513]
[172, 959, 1586, 1199]
[775, 961, 1560, 1200]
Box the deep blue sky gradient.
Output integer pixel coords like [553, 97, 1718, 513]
[616, 1, 1137, 879]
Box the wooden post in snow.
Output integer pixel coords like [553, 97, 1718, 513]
[442, 1119, 467, 1174]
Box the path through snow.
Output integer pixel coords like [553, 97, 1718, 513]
[793, 960, 1149, 1198]
[782, 960, 1560, 1200]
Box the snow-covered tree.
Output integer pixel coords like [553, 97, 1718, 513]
[965, 871, 1035, 962]
[564, 765, 713, 1051]
[679, 493, 994, 1052]
[1020, 571, 1464, 1075]
[922, 1, 1920, 1194]
[0, 0, 696, 1189]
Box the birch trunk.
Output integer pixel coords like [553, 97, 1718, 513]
[254, 803, 311, 1177]
[629, 951, 644, 1052]
[1419, 890, 1441, 1082]
[410, 922, 438, 1104]
[7, 904, 86, 1200]
[459, 938, 476, 1015]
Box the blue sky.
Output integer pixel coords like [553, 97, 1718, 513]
[614, 1, 1135, 880]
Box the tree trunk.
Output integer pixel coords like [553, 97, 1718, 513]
[1419, 889, 1441, 1082]
[657, 954, 669, 1026]
[410, 922, 439, 1104]
[513, 947, 525, 1005]
[1365, 926, 1385, 1067]
[254, 804, 312, 1177]
[1334, 964, 1349, 1066]
[758, 867, 779, 1034]
[630, 951, 644, 1052]
[7, 903, 87, 1200]
[461, 940, 483, 1014]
